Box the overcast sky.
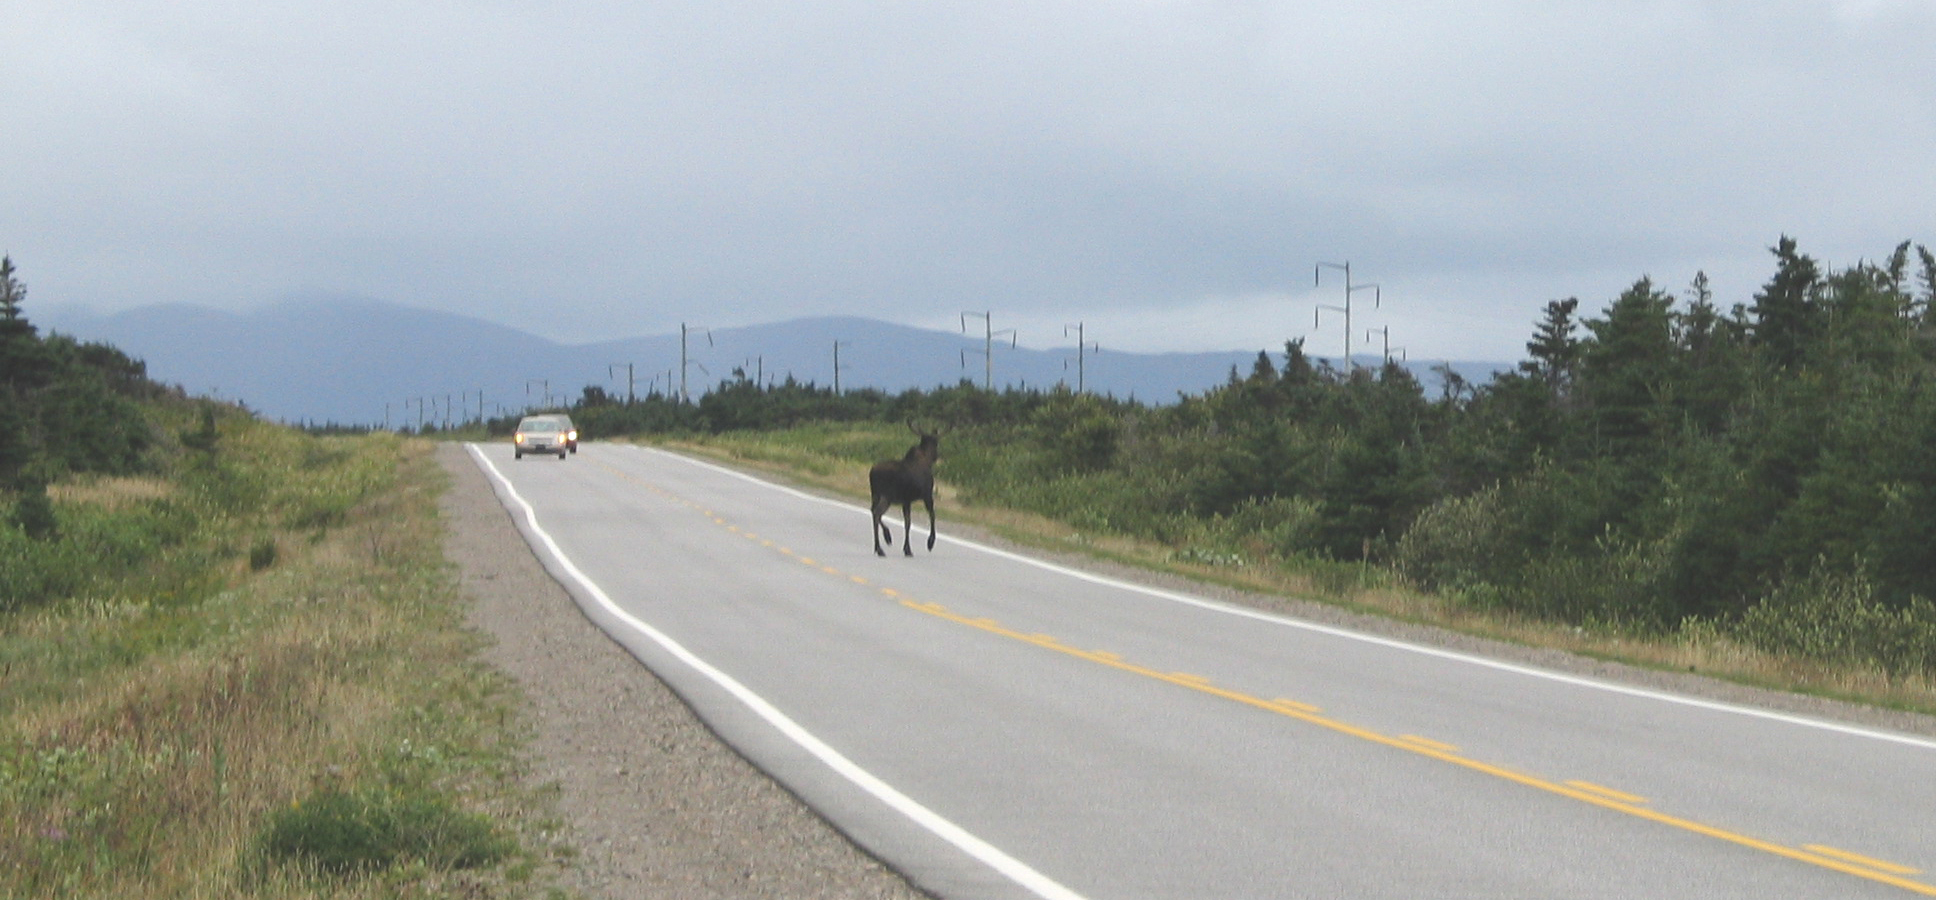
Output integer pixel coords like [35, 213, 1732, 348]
[7, 0, 1933, 362]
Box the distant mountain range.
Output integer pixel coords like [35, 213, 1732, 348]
[41, 297, 1511, 425]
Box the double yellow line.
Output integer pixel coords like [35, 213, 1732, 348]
[607, 458, 1933, 896]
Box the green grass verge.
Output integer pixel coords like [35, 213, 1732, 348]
[1, 410, 575, 899]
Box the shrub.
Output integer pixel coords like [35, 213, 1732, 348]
[248, 537, 277, 571]
[1736, 560, 1936, 677]
[259, 786, 510, 875]
[12, 480, 57, 540]
[1392, 484, 1505, 591]
[1031, 394, 1121, 474]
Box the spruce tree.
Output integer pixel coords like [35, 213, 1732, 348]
[1521, 297, 1582, 397]
[1749, 236, 1823, 370]
[1580, 278, 1677, 455]
[0, 257, 50, 395]
[0, 256, 31, 339]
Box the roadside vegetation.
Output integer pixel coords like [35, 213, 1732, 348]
[525, 237, 1936, 713]
[1, 258, 572, 899]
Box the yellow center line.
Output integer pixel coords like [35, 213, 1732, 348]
[1396, 734, 1461, 754]
[1565, 780, 1649, 805]
[589, 457, 1934, 896]
[1806, 845, 1924, 877]
[1270, 698, 1322, 714]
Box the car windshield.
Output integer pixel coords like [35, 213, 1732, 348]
[518, 420, 559, 433]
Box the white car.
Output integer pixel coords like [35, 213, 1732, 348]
[513, 416, 569, 460]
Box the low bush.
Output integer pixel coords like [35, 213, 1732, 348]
[259, 786, 511, 875]
[1735, 561, 1936, 678]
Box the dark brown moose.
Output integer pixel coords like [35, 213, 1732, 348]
[870, 422, 939, 557]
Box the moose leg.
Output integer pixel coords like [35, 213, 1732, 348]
[872, 497, 892, 556]
[899, 501, 915, 556]
[923, 496, 936, 550]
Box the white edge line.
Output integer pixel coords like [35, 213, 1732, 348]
[644, 444, 1936, 753]
[465, 444, 1088, 900]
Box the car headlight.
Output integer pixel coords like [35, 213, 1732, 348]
[567, 430, 578, 440]
[514, 433, 526, 443]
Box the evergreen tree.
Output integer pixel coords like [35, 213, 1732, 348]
[1579, 278, 1677, 455]
[0, 391, 30, 488]
[0, 256, 50, 394]
[1521, 297, 1582, 398]
[1248, 350, 1277, 383]
[0, 256, 32, 340]
[1920, 245, 1936, 305]
[1672, 270, 1749, 434]
[1749, 236, 1823, 370]
[11, 475, 57, 539]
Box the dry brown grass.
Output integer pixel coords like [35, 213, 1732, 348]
[48, 476, 175, 510]
[2, 434, 562, 899]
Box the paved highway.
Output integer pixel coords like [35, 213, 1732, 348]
[469, 442, 1936, 899]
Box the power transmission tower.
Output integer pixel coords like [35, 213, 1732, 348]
[1063, 322, 1100, 394]
[609, 363, 635, 404]
[1366, 327, 1405, 366]
[1315, 261, 1380, 370]
[960, 311, 1016, 391]
[681, 323, 712, 404]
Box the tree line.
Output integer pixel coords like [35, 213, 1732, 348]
[1, 257, 164, 538]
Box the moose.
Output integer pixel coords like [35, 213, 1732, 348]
[870, 422, 940, 557]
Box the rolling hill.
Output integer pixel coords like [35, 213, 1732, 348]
[43, 297, 1508, 425]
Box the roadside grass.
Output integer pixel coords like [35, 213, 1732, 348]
[656, 426, 1936, 719]
[1, 410, 573, 899]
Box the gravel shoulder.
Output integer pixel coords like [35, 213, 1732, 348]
[437, 441, 1936, 898]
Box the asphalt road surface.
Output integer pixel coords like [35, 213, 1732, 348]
[469, 442, 1936, 900]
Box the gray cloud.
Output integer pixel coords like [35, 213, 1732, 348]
[7, 0, 1933, 362]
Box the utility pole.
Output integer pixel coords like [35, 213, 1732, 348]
[1366, 327, 1405, 366]
[406, 397, 426, 433]
[681, 323, 712, 404]
[609, 363, 635, 404]
[1315, 261, 1379, 371]
[526, 379, 549, 411]
[1063, 322, 1100, 394]
[832, 340, 850, 395]
[960, 310, 1016, 391]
